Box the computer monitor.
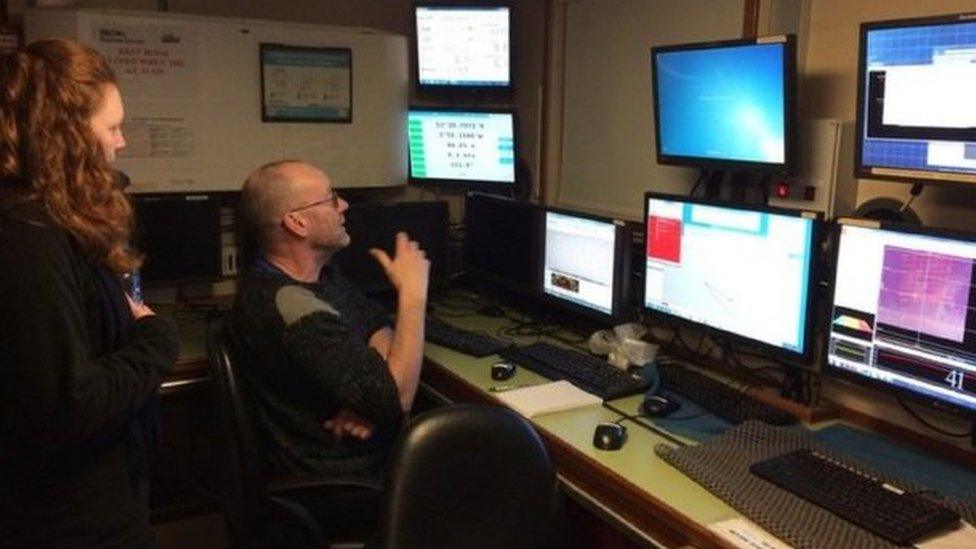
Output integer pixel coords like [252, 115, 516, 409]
[408, 108, 517, 190]
[463, 192, 540, 296]
[854, 13, 976, 186]
[825, 219, 976, 414]
[540, 208, 630, 320]
[651, 35, 796, 173]
[642, 193, 818, 362]
[334, 200, 448, 294]
[414, 3, 512, 90]
[131, 193, 224, 286]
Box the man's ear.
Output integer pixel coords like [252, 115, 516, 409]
[280, 211, 308, 238]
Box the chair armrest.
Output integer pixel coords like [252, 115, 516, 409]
[268, 474, 383, 497]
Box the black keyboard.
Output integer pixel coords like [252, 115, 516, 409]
[751, 449, 959, 545]
[424, 317, 510, 357]
[499, 342, 648, 401]
[657, 361, 796, 425]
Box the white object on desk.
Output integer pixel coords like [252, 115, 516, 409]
[493, 380, 601, 418]
[708, 518, 791, 549]
[917, 520, 976, 549]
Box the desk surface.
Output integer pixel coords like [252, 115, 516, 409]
[420, 309, 741, 548]
[419, 301, 976, 548]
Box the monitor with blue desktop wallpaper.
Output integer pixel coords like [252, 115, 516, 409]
[415, 3, 512, 90]
[643, 193, 818, 362]
[408, 108, 517, 190]
[825, 220, 976, 414]
[651, 35, 795, 172]
[541, 208, 629, 320]
[855, 13, 976, 186]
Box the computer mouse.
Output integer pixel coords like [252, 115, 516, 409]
[641, 394, 681, 417]
[592, 422, 628, 451]
[490, 361, 517, 381]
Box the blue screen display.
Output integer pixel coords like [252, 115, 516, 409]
[654, 42, 787, 166]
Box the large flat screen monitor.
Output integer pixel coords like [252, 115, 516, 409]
[541, 208, 630, 320]
[132, 193, 224, 286]
[651, 35, 796, 173]
[463, 192, 540, 296]
[854, 13, 976, 186]
[643, 193, 818, 362]
[408, 108, 517, 190]
[825, 219, 976, 414]
[415, 3, 512, 90]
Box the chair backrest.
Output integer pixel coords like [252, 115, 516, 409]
[372, 404, 562, 549]
[207, 320, 270, 547]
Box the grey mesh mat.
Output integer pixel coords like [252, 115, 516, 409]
[655, 421, 976, 548]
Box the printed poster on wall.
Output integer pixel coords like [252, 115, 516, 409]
[260, 43, 352, 123]
[85, 20, 201, 169]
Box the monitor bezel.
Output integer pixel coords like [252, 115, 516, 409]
[650, 35, 797, 174]
[413, 2, 514, 93]
[130, 191, 228, 288]
[853, 13, 976, 187]
[538, 205, 630, 322]
[641, 191, 821, 364]
[462, 192, 542, 297]
[823, 218, 976, 417]
[408, 106, 519, 192]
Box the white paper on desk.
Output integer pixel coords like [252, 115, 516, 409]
[708, 518, 792, 549]
[493, 380, 601, 418]
[916, 520, 976, 549]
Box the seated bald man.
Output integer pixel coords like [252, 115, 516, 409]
[227, 160, 429, 482]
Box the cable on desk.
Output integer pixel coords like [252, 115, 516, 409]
[896, 396, 975, 439]
[601, 401, 688, 448]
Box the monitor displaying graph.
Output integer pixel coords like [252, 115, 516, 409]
[825, 221, 976, 413]
[643, 193, 817, 360]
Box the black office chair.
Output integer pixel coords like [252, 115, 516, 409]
[210, 321, 564, 548]
[207, 321, 381, 548]
[371, 404, 564, 549]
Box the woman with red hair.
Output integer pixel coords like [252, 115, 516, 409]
[0, 39, 179, 547]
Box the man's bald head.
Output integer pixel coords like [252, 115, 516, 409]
[239, 160, 331, 252]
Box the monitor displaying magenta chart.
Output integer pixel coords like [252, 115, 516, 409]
[826, 220, 976, 413]
[415, 4, 511, 89]
[643, 193, 817, 361]
[651, 35, 795, 172]
[408, 108, 516, 189]
[542, 209, 628, 318]
[855, 13, 976, 186]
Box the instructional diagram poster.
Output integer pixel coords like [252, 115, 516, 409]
[261, 44, 352, 122]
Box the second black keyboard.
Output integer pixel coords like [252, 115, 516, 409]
[499, 342, 648, 400]
[425, 317, 510, 357]
[657, 361, 797, 425]
[751, 448, 960, 545]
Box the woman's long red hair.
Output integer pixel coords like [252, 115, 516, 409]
[1, 39, 139, 273]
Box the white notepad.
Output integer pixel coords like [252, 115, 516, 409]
[493, 380, 602, 418]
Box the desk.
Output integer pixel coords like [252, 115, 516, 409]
[419, 312, 744, 548]
[418, 305, 976, 548]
